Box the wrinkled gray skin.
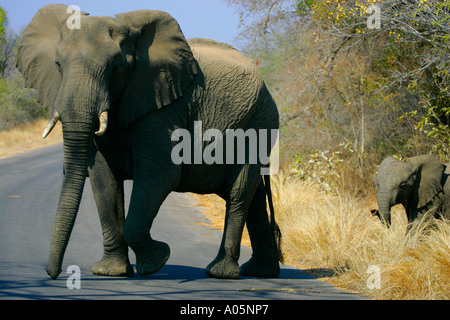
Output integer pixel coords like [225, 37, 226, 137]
[373, 155, 450, 227]
[17, 5, 282, 280]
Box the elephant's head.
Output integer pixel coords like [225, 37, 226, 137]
[372, 155, 445, 227]
[16, 4, 199, 279]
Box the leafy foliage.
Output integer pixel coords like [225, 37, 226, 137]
[0, 76, 44, 130]
[0, 7, 7, 42]
[0, 7, 45, 131]
[291, 149, 344, 191]
[306, 0, 450, 160]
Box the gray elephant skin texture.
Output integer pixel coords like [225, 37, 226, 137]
[373, 155, 450, 227]
[16, 4, 282, 280]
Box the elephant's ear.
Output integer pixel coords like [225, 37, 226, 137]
[16, 4, 89, 112]
[407, 155, 445, 208]
[115, 10, 199, 127]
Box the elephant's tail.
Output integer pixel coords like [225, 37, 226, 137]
[264, 174, 284, 263]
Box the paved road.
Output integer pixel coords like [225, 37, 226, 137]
[0, 144, 363, 300]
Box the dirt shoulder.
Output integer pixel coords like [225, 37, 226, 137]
[0, 119, 63, 159]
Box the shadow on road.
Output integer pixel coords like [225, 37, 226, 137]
[140, 264, 312, 281]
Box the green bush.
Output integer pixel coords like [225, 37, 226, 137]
[0, 76, 46, 130]
[291, 149, 344, 192]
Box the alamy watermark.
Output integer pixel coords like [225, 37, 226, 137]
[171, 121, 279, 175]
[366, 265, 381, 290]
[66, 265, 81, 289]
[66, 5, 82, 30]
[367, 4, 381, 30]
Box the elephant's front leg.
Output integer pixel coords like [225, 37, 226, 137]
[89, 153, 134, 277]
[206, 164, 260, 279]
[123, 179, 172, 276]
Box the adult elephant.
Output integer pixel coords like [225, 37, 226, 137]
[17, 4, 282, 280]
[372, 155, 450, 227]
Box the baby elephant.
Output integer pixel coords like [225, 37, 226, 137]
[372, 155, 450, 227]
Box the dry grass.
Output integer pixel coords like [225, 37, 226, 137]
[0, 118, 62, 158]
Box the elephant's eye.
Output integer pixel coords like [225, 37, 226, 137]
[55, 60, 62, 73]
[112, 60, 124, 73]
[112, 63, 120, 72]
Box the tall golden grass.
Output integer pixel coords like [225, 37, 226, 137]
[271, 172, 450, 299]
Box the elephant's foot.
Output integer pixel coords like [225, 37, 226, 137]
[206, 256, 240, 279]
[134, 239, 170, 276]
[240, 256, 280, 278]
[92, 256, 134, 277]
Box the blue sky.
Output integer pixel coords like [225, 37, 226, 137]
[1, 0, 242, 46]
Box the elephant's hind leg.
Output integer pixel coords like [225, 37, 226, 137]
[206, 164, 260, 279]
[240, 179, 280, 277]
[89, 155, 134, 277]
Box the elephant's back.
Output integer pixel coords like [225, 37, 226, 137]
[188, 38, 261, 80]
[187, 38, 267, 129]
[188, 38, 238, 52]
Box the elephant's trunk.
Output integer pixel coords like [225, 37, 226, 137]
[46, 70, 108, 279]
[46, 120, 93, 279]
[377, 192, 393, 228]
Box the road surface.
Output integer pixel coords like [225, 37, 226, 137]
[0, 144, 363, 300]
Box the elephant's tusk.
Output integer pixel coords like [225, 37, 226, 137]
[42, 110, 60, 139]
[95, 111, 108, 136]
